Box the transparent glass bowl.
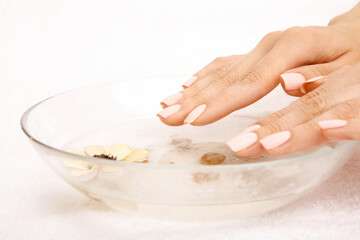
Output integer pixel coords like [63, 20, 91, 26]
[21, 77, 359, 220]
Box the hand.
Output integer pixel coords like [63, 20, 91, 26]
[157, 3, 360, 127]
[226, 63, 360, 157]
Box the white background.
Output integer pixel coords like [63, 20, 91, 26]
[1, 0, 360, 239]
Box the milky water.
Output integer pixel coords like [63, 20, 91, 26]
[63, 114, 332, 165]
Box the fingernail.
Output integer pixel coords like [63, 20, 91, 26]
[318, 120, 347, 129]
[281, 73, 305, 90]
[240, 124, 261, 134]
[161, 93, 183, 106]
[182, 76, 198, 88]
[184, 104, 206, 124]
[300, 84, 307, 94]
[260, 131, 291, 150]
[226, 132, 258, 152]
[305, 76, 324, 83]
[157, 104, 181, 118]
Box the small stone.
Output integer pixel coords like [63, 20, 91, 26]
[200, 152, 226, 165]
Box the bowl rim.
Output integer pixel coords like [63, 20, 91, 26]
[20, 78, 359, 170]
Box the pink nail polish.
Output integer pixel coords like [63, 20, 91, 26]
[161, 93, 183, 106]
[226, 132, 258, 152]
[157, 104, 181, 118]
[318, 120, 347, 129]
[240, 124, 261, 134]
[281, 73, 305, 90]
[184, 104, 206, 124]
[182, 76, 198, 88]
[260, 131, 291, 150]
[305, 76, 324, 83]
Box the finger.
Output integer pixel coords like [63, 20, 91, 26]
[259, 98, 360, 156]
[251, 64, 360, 129]
[226, 63, 360, 157]
[320, 119, 360, 141]
[227, 84, 360, 157]
[281, 53, 358, 96]
[159, 31, 283, 125]
[280, 64, 330, 97]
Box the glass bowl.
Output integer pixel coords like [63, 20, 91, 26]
[21, 77, 359, 221]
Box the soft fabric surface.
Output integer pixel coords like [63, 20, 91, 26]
[1, 89, 359, 239]
[2, 1, 359, 238]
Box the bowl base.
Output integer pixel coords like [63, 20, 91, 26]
[85, 192, 304, 221]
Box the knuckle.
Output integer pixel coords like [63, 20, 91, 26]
[281, 26, 315, 45]
[260, 121, 286, 138]
[305, 120, 320, 132]
[300, 87, 326, 102]
[306, 96, 328, 115]
[188, 93, 207, 106]
[241, 69, 264, 88]
[223, 70, 244, 85]
[328, 15, 343, 25]
[283, 26, 305, 39]
[213, 64, 233, 78]
[271, 110, 287, 120]
[298, 90, 330, 117]
[188, 83, 201, 93]
[212, 57, 226, 65]
[213, 76, 235, 90]
[260, 31, 281, 43]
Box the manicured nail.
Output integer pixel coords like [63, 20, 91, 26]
[161, 93, 183, 106]
[240, 124, 261, 134]
[305, 76, 324, 83]
[318, 120, 347, 129]
[184, 104, 206, 124]
[226, 132, 258, 152]
[260, 131, 291, 150]
[281, 73, 305, 90]
[157, 104, 181, 118]
[182, 76, 198, 88]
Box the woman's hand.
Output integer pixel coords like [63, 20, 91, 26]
[226, 63, 360, 157]
[157, 3, 360, 127]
